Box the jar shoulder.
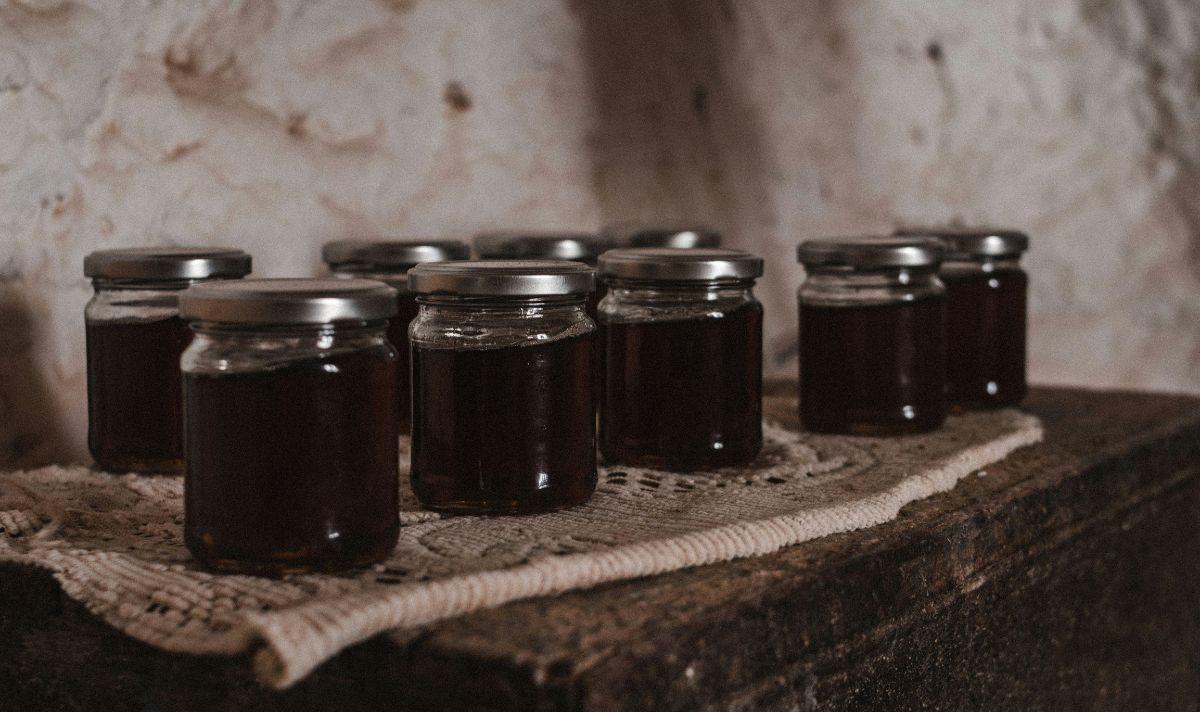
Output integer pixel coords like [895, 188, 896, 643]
[410, 304, 594, 350]
[798, 271, 944, 307]
[599, 286, 760, 323]
[182, 327, 396, 375]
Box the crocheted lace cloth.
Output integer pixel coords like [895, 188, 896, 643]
[0, 395, 1041, 689]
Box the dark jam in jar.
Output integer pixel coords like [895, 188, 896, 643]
[411, 333, 596, 514]
[388, 291, 420, 431]
[597, 247, 765, 471]
[184, 348, 399, 575]
[942, 266, 1027, 408]
[322, 239, 472, 432]
[797, 236, 948, 435]
[86, 316, 192, 472]
[601, 303, 763, 470]
[799, 297, 947, 435]
[180, 278, 400, 575]
[895, 227, 1029, 410]
[83, 247, 251, 473]
[407, 259, 598, 514]
[585, 284, 605, 322]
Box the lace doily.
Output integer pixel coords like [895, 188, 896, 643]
[0, 400, 1041, 688]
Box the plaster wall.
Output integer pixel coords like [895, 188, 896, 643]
[1, 0, 1197, 465]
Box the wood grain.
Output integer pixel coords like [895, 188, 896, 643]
[2, 386, 1199, 711]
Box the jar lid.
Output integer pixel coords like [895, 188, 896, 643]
[179, 278, 397, 324]
[894, 227, 1029, 258]
[321, 239, 470, 271]
[796, 236, 944, 270]
[599, 248, 763, 281]
[407, 260, 595, 296]
[625, 227, 722, 249]
[473, 231, 609, 262]
[84, 247, 252, 281]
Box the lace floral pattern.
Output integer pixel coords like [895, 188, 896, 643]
[0, 400, 1041, 688]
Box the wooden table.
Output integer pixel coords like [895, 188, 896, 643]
[3, 386, 1199, 711]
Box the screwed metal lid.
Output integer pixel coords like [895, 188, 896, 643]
[894, 227, 1029, 259]
[473, 231, 609, 262]
[84, 247, 251, 281]
[407, 260, 595, 296]
[796, 236, 944, 270]
[179, 278, 397, 324]
[626, 227, 722, 249]
[322, 239, 470, 271]
[599, 248, 763, 281]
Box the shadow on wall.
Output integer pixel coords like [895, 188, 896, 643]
[571, 1, 860, 372]
[569, 0, 776, 236]
[0, 284, 71, 470]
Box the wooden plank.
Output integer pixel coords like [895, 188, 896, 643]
[2, 386, 1199, 711]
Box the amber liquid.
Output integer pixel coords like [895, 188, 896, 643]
[942, 267, 1027, 408]
[600, 303, 763, 471]
[86, 316, 192, 473]
[184, 348, 399, 575]
[388, 292, 420, 431]
[799, 297, 946, 435]
[411, 334, 596, 514]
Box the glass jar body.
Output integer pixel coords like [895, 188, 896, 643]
[181, 322, 399, 574]
[409, 297, 596, 514]
[329, 267, 419, 431]
[599, 279, 763, 471]
[940, 257, 1027, 409]
[86, 279, 209, 473]
[798, 268, 947, 434]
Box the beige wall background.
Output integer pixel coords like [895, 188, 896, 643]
[2, 0, 1198, 466]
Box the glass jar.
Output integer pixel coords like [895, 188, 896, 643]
[84, 247, 251, 473]
[899, 228, 1029, 409]
[598, 248, 764, 471]
[796, 236, 947, 435]
[179, 279, 399, 575]
[473, 231, 610, 318]
[407, 260, 597, 514]
[322, 239, 470, 432]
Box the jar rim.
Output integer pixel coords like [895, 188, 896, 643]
[473, 230, 609, 262]
[613, 227, 722, 249]
[179, 278, 397, 325]
[84, 247, 251, 281]
[894, 227, 1029, 258]
[408, 260, 595, 296]
[321, 239, 469, 271]
[797, 236, 943, 270]
[599, 248, 762, 281]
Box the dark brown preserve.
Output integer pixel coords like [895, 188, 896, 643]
[184, 348, 399, 575]
[411, 334, 596, 514]
[601, 303, 763, 471]
[942, 267, 1027, 408]
[86, 316, 192, 472]
[387, 291, 420, 431]
[585, 284, 606, 322]
[799, 296, 946, 435]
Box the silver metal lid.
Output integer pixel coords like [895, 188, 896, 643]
[321, 239, 470, 271]
[179, 278, 397, 324]
[84, 247, 251, 281]
[626, 227, 722, 249]
[407, 260, 595, 296]
[599, 248, 763, 281]
[796, 236, 944, 270]
[894, 227, 1029, 259]
[473, 231, 609, 262]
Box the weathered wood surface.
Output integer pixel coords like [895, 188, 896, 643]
[3, 386, 1199, 711]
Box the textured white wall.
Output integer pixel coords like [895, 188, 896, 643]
[1, 0, 1198, 466]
